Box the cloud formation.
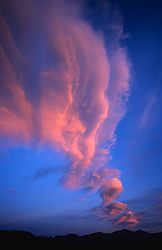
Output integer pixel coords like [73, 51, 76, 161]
[124, 187, 162, 232]
[103, 202, 127, 216]
[0, 0, 138, 227]
[139, 90, 157, 129]
[115, 211, 140, 228]
[32, 166, 60, 181]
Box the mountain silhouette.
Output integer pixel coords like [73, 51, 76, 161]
[0, 229, 162, 249]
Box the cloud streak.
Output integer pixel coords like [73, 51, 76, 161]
[32, 166, 60, 181]
[0, 0, 138, 227]
[103, 202, 127, 217]
[115, 211, 140, 228]
[139, 90, 157, 129]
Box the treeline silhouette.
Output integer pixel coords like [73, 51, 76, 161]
[0, 229, 162, 249]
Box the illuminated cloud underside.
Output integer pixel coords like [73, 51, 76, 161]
[0, 0, 139, 227]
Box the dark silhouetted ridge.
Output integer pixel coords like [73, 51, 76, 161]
[0, 229, 162, 249]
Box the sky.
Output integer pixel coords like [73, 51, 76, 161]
[0, 0, 162, 236]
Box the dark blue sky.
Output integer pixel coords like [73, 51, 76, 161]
[0, 0, 162, 235]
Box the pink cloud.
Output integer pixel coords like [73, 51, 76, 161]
[103, 202, 127, 216]
[0, 0, 139, 227]
[0, 24, 32, 144]
[100, 178, 123, 206]
[116, 211, 141, 228]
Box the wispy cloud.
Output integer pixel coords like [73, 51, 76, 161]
[8, 188, 21, 196]
[115, 211, 141, 228]
[103, 202, 127, 217]
[32, 166, 61, 181]
[123, 187, 162, 231]
[0, 0, 135, 227]
[139, 90, 157, 129]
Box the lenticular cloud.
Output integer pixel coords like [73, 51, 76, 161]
[0, 0, 138, 227]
